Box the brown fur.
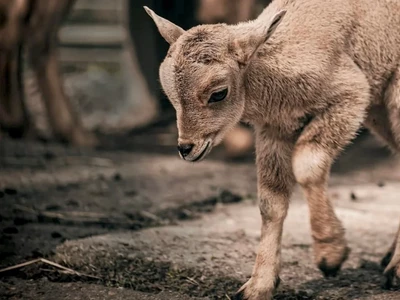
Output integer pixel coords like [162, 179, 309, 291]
[145, 0, 400, 298]
[0, 0, 96, 146]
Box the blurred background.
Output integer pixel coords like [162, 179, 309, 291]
[2, 0, 276, 160]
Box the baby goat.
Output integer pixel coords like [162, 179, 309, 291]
[145, 0, 400, 298]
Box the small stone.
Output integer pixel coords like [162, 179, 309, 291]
[196, 257, 207, 263]
[4, 188, 17, 195]
[304, 289, 314, 297]
[66, 199, 79, 207]
[377, 182, 385, 188]
[56, 183, 79, 191]
[127, 253, 138, 260]
[219, 190, 242, 204]
[14, 216, 30, 225]
[124, 190, 137, 196]
[45, 204, 62, 211]
[113, 173, 122, 181]
[350, 192, 357, 201]
[3, 227, 19, 234]
[43, 151, 55, 160]
[51, 232, 63, 239]
[31, 249, 43, 258]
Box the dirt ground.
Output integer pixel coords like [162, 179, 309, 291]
[0, 126, 400, 299]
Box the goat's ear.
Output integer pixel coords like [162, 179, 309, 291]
[233, 10, 286, 66]
[144, 6, 185, 45]
[263, 10, 286, 43]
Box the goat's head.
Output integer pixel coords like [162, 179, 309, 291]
[144, 6, 285, 162]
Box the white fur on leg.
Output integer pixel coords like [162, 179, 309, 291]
[292, 145, 330, 186]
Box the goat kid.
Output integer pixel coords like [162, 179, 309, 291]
[145, 0, 400, 298]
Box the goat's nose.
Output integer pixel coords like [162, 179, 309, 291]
[177, 144, 194, 158]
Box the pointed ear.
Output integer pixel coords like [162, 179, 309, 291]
[233, 10, 286, 66]
[144, 6, 185, 45]
[263, 10, 286, 43]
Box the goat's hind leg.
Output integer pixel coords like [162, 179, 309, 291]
[292, 59, 370, 278]
[383, 68, 400, 287]
[365, 67, 400, 287]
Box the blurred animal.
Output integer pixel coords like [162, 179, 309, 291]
[0, 0, 96, 146]
[197, 0, 273, 24]
[197, 0, 258, 24]
[145, 0, 400, 298]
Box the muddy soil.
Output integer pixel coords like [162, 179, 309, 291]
[0, 127, 400, 299]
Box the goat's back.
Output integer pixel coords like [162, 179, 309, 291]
[259, 0, 400, 97]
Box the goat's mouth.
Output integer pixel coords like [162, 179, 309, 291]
[187, 140, 212, 162]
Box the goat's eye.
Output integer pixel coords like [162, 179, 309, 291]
[208, 88, 228, 103]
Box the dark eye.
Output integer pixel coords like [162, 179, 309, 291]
[208, 88, 228, 103]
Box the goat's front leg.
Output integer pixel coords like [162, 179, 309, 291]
[29, 40, 97, 147]
[28, 0, 97, 147]
[292, 88, 369, 277]
[236, 130, 295, 300]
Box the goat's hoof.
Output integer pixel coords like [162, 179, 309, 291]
[232, 289, 245, 300]
[318, 258, 341, 277]
[383, 256, 400, 289]
[315, 244, 350, 278]
[232, 276, 280, 300]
